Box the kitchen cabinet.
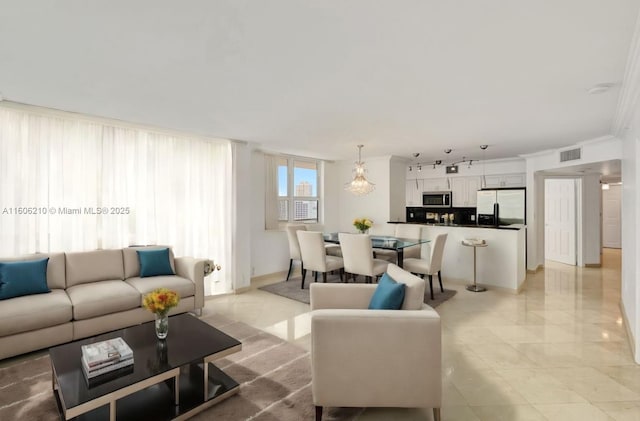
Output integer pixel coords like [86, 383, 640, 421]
[422, 178, 449, 192]
[405, 178, 423, 206]
[484, 173, 526, 188]
[451, 177, 482, 207]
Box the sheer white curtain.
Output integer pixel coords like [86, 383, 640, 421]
[0, 105, 233, 294]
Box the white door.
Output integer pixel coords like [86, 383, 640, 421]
[602, 184, 621, 248]
[545, 179, 577, 265]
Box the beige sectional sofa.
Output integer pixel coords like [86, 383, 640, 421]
[0, 246, 207, 360]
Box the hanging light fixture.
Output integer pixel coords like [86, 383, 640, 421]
[345, 144, 375, 196]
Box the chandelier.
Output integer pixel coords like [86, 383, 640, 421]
[345, 144, 375, 196]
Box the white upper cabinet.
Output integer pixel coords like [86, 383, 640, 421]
[405, 178, 423, 206]
[422, 178, 449, 192]
[451, 176, 482, 207]
[483, 173, 526, 188]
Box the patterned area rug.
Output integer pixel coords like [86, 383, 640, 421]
[0, 314, 361, 421]
[259, 272, 457, 307]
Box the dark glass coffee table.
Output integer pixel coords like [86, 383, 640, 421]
[49, 313, 241, 420]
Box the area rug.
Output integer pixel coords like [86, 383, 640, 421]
[0, 314, 362, 421]
[260, 273, 457, 307]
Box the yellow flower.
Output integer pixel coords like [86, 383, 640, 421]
[353, 217, 373, 232]
[143, 288, 180, 315]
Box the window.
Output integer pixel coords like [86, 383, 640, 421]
[0, 104, 234, 295]
[266, 155, 320, 228]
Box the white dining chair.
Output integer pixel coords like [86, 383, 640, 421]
[285, 224, 307, 281]
[394, 224, 423, 260]
[402, 233, 448, 300]
[297, 231, 344, 289]
[338, 233, 389, 283]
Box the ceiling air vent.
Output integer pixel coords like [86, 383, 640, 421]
[560, 148, 581, 162]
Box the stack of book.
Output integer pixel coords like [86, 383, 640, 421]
[81, 337, 134, 381]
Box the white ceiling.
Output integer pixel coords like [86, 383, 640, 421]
[0, 1, 638, 162]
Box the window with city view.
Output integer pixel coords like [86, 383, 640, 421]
[277, 158, 319, 223]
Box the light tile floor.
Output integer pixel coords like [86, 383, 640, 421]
[207, 249, 639, 420]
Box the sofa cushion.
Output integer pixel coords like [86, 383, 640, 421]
[126, 276, 195, 303]
[0, 289, 72, 337]
[66, 250, 125, 287]
[368, 272, 406, 310]
[137, 248, 175, 277]
[0, 253, 66, 289]
[386, 263, 426, 310]
[123, 246, 176, 279]
[66, 280, 141, 320]
[0, 258, 50, 300]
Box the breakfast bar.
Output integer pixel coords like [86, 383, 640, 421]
[387, 223, 526, 292]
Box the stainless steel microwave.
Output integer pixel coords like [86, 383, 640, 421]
[422, 191, 452, 208]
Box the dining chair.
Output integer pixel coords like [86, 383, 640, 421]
[369, 224, 398, 262]
[402, 233, 448, 299]
[338, 233, 389, 283]
[394, 224, 423, 260]
[297, 231, 344, 289]
[285, 224, 307, 281]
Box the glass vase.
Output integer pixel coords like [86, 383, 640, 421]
[155, 312, 169, 340]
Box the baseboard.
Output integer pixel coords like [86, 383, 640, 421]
[250, 270, 289, 283]
[527, 264, 544, 274]
[585, 263, 602, 268]
[620, 299, 637, 362]
[516, 278, 528, 294]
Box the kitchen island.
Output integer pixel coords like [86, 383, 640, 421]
[386, 222, 526, 292]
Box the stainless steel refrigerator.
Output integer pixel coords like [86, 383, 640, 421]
[476, 188, 526, 226]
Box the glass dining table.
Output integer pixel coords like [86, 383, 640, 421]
[323, 233, 430, 268]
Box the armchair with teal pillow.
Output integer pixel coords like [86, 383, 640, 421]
[310, 263, 442, 421]
[368, 272, 405, 310]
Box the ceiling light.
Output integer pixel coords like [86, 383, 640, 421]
[602, 183, 610, 190]
[587, 83, 615, 95]
[345, 144, 375, 196]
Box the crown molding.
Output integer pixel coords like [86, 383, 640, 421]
[0, 100, 242, 145]
[612, 9, 640, 135]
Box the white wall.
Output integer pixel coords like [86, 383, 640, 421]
[232, 143, 253, 289]
[390, 157, 407, 222]
[582, 174, 602, 265]
[338, 156, 392, 232]
[621, 107, 640, 363]
[249, 151, 289, 277]
[524, 137, 622, 271]
[321, 160, 341, 232]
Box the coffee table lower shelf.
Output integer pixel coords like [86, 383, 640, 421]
[54, 362, 239, 421]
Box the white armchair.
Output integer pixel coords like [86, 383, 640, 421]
[310, 264, 442, 421]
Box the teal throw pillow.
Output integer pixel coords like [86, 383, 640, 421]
[137, 248, 175, 278]
[0, 258, 50, 300]
[368, 272, 405, 310]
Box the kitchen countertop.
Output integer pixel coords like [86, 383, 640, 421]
[387, 221, 525, 230]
